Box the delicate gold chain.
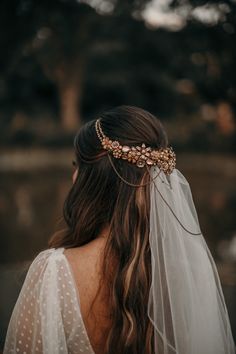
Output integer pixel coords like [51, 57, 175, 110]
[146, 168, 202, 236]
[108, 154, 160, 187]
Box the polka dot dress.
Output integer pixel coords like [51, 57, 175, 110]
[3, 248, 95, 354]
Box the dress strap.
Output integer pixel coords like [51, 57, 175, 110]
[54, 247, 65, 254]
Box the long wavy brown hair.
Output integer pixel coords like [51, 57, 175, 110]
[49, 105, 168, 354]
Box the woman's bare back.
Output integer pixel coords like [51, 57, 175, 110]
[64, 237, 112, 354]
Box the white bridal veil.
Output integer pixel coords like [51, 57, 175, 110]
[147, 166, 235, 354]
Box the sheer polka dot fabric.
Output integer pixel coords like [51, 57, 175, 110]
[4, 248, 95, 354]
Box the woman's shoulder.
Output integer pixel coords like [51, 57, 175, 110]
[26, 247, 64, 277]
[29, 247, 63, 265]
[28, 238, 105, 285]
[64, 237, 106, 268]
[22, 248, 68, 296]
[28, 239, 107, 306]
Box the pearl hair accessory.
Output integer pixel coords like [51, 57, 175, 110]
[95, 119, 176, 175]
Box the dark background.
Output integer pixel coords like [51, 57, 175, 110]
[0, 0, 236, 350]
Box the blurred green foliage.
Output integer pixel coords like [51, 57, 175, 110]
[0, 0, 235, 151]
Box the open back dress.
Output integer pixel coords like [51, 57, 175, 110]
[3, 248, 96, 354]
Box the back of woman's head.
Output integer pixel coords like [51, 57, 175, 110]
[49, 105, 168, 354]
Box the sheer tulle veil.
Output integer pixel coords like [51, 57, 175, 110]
[147, 166, 235, 354]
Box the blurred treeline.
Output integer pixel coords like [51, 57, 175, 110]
[0, 0, 236, 152]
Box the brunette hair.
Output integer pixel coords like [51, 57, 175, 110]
[49, 105, 168, 354]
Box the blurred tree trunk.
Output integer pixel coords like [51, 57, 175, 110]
[55, 60, 84, 132]
[58, 80, 81, 132]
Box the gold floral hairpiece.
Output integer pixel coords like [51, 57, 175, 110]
[95, 119, 176, 175]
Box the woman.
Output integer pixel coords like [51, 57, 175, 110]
[4, 106, 235, 354]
